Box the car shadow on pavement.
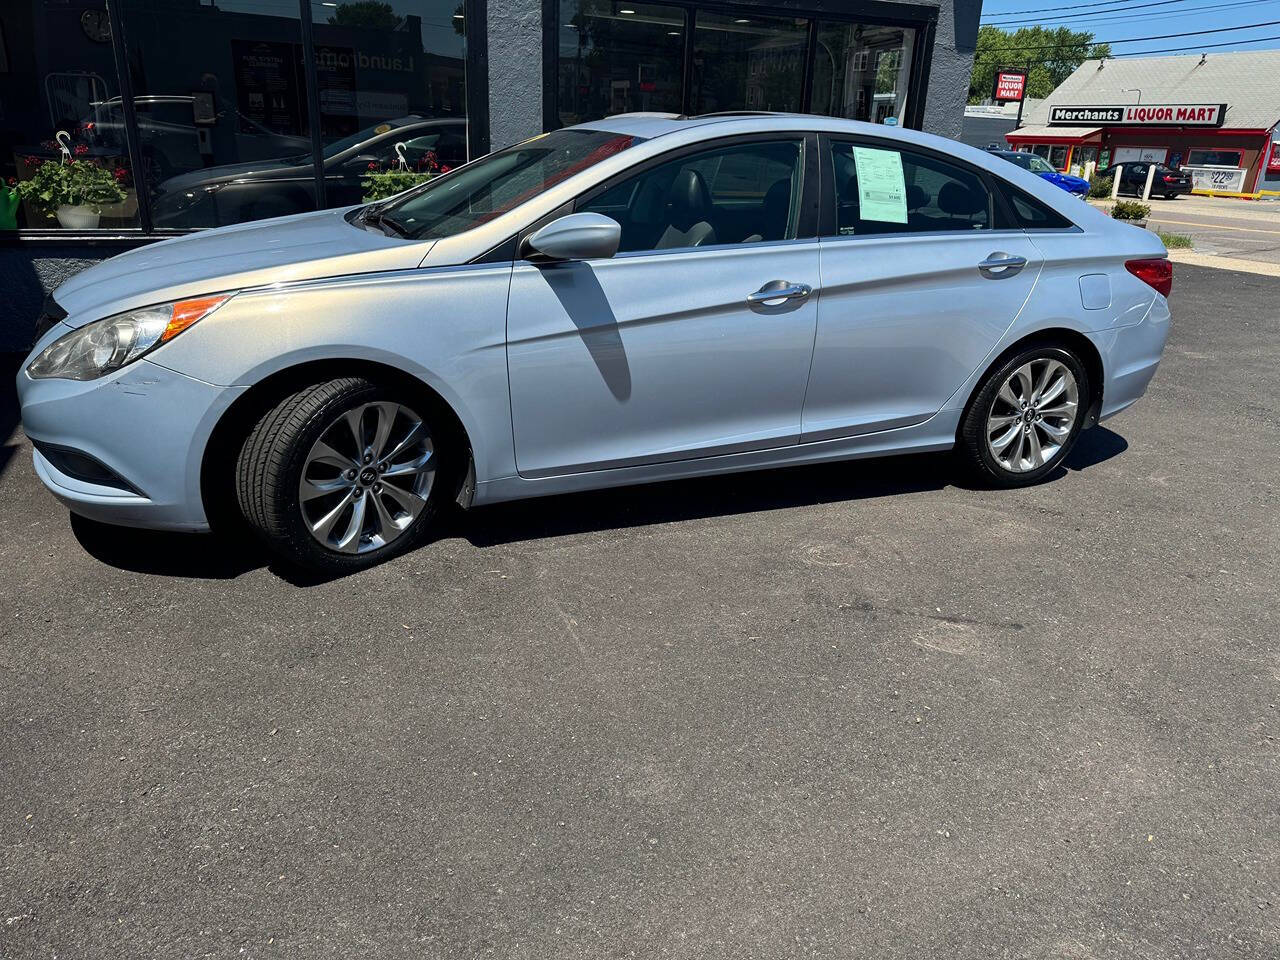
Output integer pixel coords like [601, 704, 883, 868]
[0, 353, 24, 480]
[69, 514, 267, 579]
[64, 426, 1129, 581]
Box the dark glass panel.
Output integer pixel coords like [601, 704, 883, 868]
[692, 13, 806, 114]
[558, 1, 685, 127]
[811, 23, 914, 125]
[311, 0, 468, 211]
[0, 2, 138, 229]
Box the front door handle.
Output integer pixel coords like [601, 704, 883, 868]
[747, 280, 812, 306]
[978, 253, 1028, 278]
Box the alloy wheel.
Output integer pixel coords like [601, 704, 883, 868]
[298, 402, 435, 554]
[985, 358, 1080, 473]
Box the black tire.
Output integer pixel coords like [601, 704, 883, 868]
[958, 344, 1091, 488]
[235, 377, 445, 572]
[1164, 192, 1178, 200]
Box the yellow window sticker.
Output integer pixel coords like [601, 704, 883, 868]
[853, 146, 908, 224]
[374, 123, 392, 135]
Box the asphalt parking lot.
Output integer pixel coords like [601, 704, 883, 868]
[1, 264, 1277, 959]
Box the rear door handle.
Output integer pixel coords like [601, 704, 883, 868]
[978, 253, 1028, 278]
[747, 280, 812, 306]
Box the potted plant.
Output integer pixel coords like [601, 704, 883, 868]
[361, 151, 451, 202]
[1110, 199, 1150, 229]
[16, 157, 128, 229]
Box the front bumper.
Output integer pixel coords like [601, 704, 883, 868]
[17, 335, 245, 531]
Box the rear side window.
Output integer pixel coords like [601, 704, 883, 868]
[1002, 186, 1075, 230]
[827, 140, 993, 236]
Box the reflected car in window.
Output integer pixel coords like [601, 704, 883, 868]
[1097, 163, 1192, 200]
[987, 149, 1089, 197]
[83, 96, 312, 182]
[150, 116, 467, 227]
[19, 114, 1171, 573]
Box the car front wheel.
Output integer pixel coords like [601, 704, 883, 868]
[958, 345, 1090, 487]
[236, 377, 444, 571]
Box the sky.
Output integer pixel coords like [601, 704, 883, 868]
[979, 0, 1280, 58]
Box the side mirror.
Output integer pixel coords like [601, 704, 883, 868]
[524, 212, 620, 262]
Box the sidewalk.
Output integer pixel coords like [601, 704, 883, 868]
[1088, 193, 1280, 275]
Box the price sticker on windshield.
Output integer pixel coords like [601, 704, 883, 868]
[853, 146, 908, 224]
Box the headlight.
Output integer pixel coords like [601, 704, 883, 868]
[27, 294, 233, 381]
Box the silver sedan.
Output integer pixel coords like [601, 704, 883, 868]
[18, 113, 1171, 572]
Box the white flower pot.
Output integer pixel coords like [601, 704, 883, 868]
[55, 204, 100, 229]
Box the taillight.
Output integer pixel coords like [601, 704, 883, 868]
[1162, 174, 1177, 182]
[1126, 257, 1173, 297]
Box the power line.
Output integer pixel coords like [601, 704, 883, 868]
[977, 18, 1280, 50]
[982, 0, 1198, 18]
[1078, 32, 1280, 56]
[985, 0, 1200, 23]
[985, 0, 1272, 27]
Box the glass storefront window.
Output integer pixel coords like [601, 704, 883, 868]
[312, 0, 468, 210]
[1186, 149, 1242, 168]
[1048, 144, 1068, 170]
[558, 1, 686, 126]
[117, 0, 466, 229]
[0, 3, 139, 230]
[118, 0, 314, 229]
[693, 14, 806, 114]
[811, 23, 914, 124]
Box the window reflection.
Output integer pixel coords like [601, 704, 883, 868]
[811, 23, 914, 125]
[693, 14, 806, 114]
[312, 0, 467, 210]
[558, 2, 686, 126]
[0, 2, 139, 229]
[120, 0, 466, 229]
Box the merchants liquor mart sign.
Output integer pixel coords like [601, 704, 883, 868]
[1048, 103, 1227, 127]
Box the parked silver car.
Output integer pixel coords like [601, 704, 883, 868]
[18, 113, 1172, 572]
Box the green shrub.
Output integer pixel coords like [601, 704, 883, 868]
[1087, 176, 1113, 199]
[16, 158, 127, 217]
[1156, 231, 1192, 249]
[1111, 199, 1150, 221]
[361, 169, 435, 202]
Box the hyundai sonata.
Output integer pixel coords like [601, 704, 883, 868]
[18, 112, 1171, 572]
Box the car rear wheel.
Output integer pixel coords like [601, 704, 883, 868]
[958, 345, 1090, 487]
[236, 377, 444, 572]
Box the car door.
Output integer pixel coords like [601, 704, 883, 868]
[505, 135, 820, 478]
[802, 136, 1043, 441]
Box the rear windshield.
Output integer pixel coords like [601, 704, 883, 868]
[379, 128, 643, 240]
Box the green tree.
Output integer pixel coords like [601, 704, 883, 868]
[328, 1, 402, 30]
[969, 26, 1111, 104]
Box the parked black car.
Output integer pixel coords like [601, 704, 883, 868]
[150, 116, 467, 228]
[1098, 162, 1192, 200]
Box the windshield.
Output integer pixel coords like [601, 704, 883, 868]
[1004, 152, 1054, 174]
[378, 128, 643, 240]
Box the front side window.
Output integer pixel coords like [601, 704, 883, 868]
[381, 128, 642, 240]
[828, 141, 992, 236]
[577, 139, 804, 253]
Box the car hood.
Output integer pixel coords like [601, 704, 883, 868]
[52, 207, 433, 327]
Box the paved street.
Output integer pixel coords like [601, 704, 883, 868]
[1, 264, 1277, 959]
[1095, 193, 1280, 270]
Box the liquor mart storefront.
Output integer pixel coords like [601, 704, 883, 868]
[1004, 51, 1280, 195]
